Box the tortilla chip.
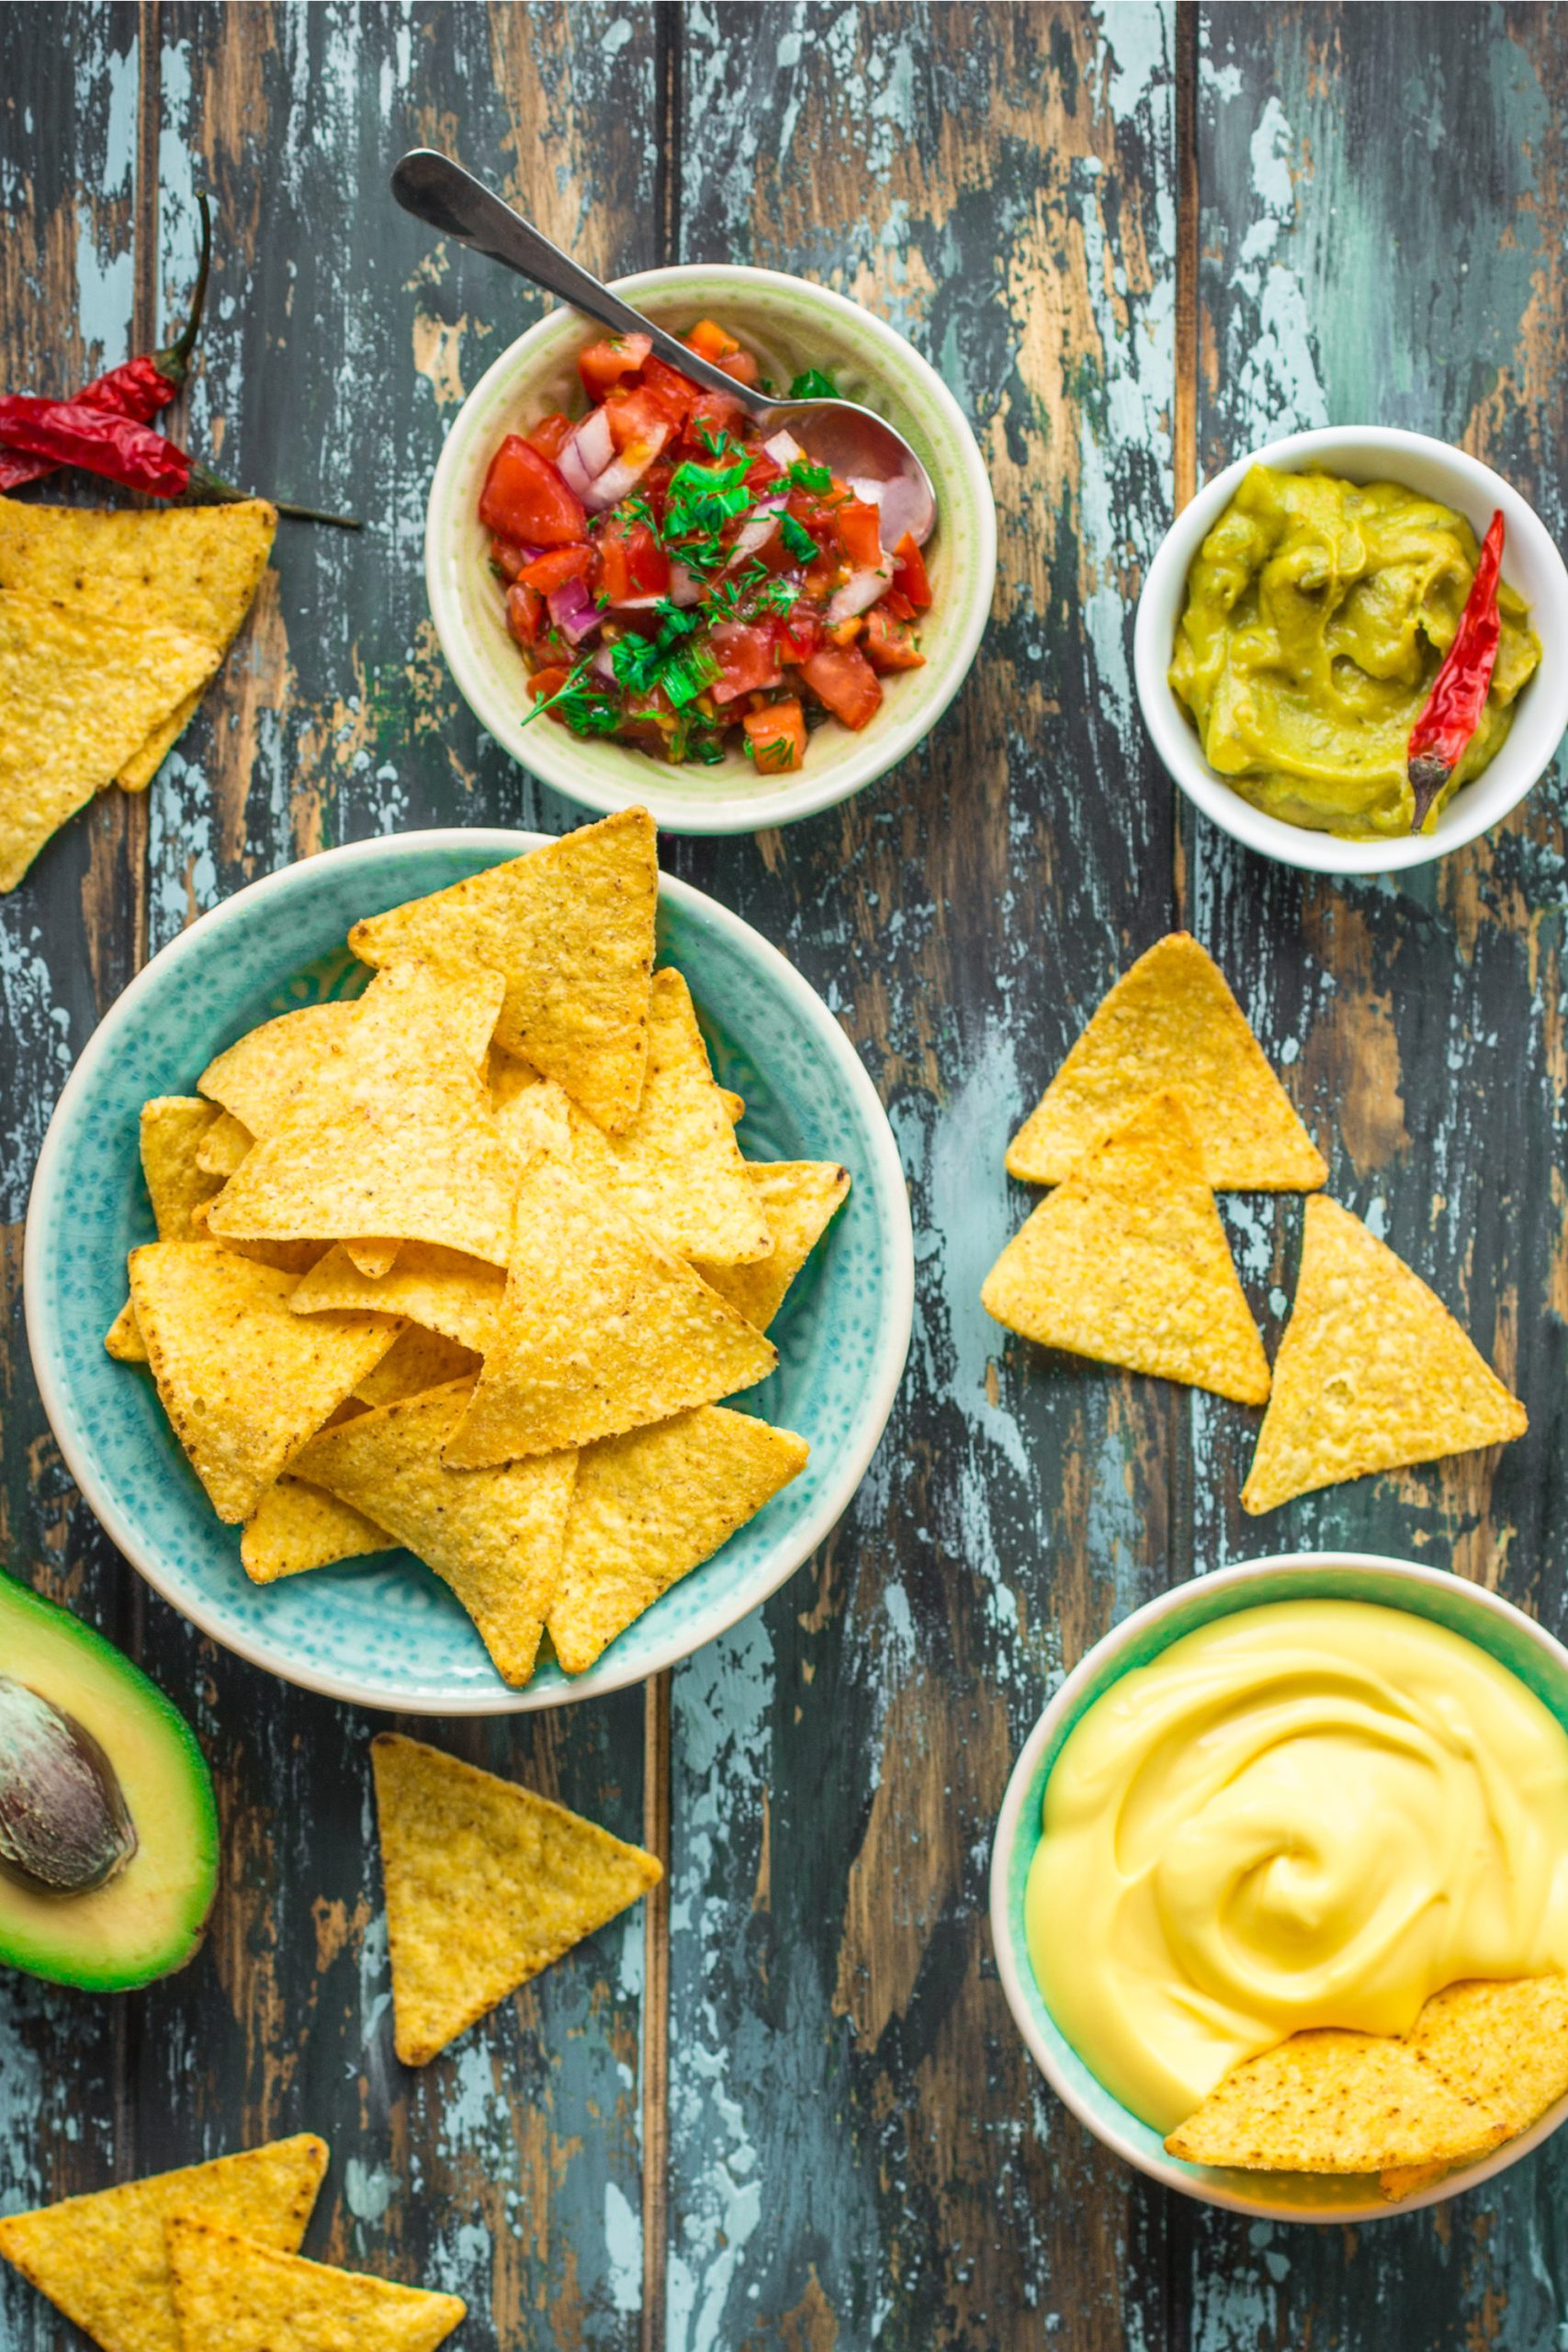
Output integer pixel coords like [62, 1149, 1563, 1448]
[105, 1297, 148, 1361]
[207, 960, 518, 1267]
[141, 1096, 225, 1236]
[348, 808, 658, 1130]
[1006, 934, 1327, 1190]
[290, 1382, 576, 1685]
[129, 1241, 400, 1522]
[444, 1155, 776, 1467]
[371, 1731, 661, 2065]
[117, 684, 203, 792]
[549, 1405, 809, 1673]
[197, 1002, 359, 1128]
[1404, 1974, 1568, 2143]
[695, 1160, 851, 1329]
[0, 586, 220, 890]
[165, 2216, 465, 2352]
[353, 1323, 480, 1408]
[195, 1107, 253, 1176]
[720, 1088, 744, 1124]
[490, 1051, 573, 1159]
[981, 1091, 1271, 1403]
[1378, 2159, 1452, 2202]
[186, 1194, 323, 1274]
[565, 967, 772, 1264]
[344, 1239, 401, 1279]
[1164, 2029, 1507, 2174]
[289, 1240, 504, 1355]
[1242, 1197, 1527, 1512]
[241, 1476, 391, 1584]
[0, 2132, 326, 2352]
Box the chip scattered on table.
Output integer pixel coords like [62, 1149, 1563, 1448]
[0, 2133, 326, 2352]
[1163, 2027, 1506, 2175]
[982, 1091, 1271, 1403]
[290, 1239, 505, 1356]
[371, 1732, 661, 2066]
[695, 1159, 851, 1329]
[1005, 933, 1327, 1190]
[549, 1405, 810, 1674]
[1242, 1196, 1527, 1513]
[444, 1153, 776, 1467]
[349, 807, 658, 1130]
[242, 1475, 391, 1585]
[165, 2215, 465, 2352]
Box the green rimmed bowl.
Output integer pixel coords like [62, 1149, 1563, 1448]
[24, 831, 913, 1714]
[989, 1552, 1568, 2222]
[424, 264, 997, 833]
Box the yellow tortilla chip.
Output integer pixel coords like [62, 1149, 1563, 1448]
[344, 1239, 401, 1279]
[1242, 1197, 1527, 1512]
[241, 1476, 391, 1584]
[444, 1155, 776, 1467]
[105, 1297, 148, 1362]
[197, 1002, 359, 1130]
[195, 1107, 253, 1176]
[165, 2216, 465, 2352]
[186, 1194, 323, 1274]
[981, 1091, 1271, 1403]
[0, 2132, 326, 2352]
[291, 1382, 576, 1684]
[1404, 1974, 1568, 2143]
[289, 1240, 504, 1355]
[1006, 934, 1327, 1190]
[0, 586, 220, 890]
[695, 1160, 851, 1329]
[371, 1731, 661, 2064]
[129, 1241, 400, 1522]
[117, 684, 203, 792]
[550, 1406, 809, 1674]
[1164, 2029, 1507, 2174]
[348, 808, 658, 1130]
[353, 1323, 480, 1408]
[490, 1050, 573, 1159]
[207, 960, 518, 1267]
[565, 967, 772, 1264]
[720, 1087, 744, 1124]
[1378, 2158, 1452, 2202]
[141, 1096, 225, 1237]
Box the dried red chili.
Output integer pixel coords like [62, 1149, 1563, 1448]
[1407, 509, 1505, 830]
[0, 196, 213, 494]
[0, 398, 359, 527]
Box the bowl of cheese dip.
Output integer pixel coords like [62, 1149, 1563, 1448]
[989, 1553, 1568, 2219]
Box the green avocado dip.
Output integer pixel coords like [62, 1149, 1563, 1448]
[1168, 465, 1541, 838]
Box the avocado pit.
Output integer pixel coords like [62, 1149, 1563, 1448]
[0, 1674, 138, 1894]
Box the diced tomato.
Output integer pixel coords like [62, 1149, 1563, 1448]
[824, 615, 863, 648]
[526, 411, 576, 462]
[837, 497, 885, 570]
[490, 537, 533, 581]
[528, 663, 572, 704]
[579, 334, 652, 399]
[864, 606, 925, 673]
[479, 436, 587, 548]
[686, 318, 740, 363]
[891, 530, 932, 611]
[744, 699, 807, 774]
[881, 586, 917, 623]
[682, 388, 745, 451]
[802, 642, 883, 729]
[716, 345, 761, 387]
[519, 544, 593, 594]
[505, 582, 544, 648]
[603, 387, 676, 458]
[639, 354, 699, 426]
[777, 607, 823, 665]
[708, 620, 783, 707]
[599, 517, 670, 605]
[744, 449, 784, 494]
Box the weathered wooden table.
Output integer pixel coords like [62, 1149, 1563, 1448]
[4, 6, 1566, 2346]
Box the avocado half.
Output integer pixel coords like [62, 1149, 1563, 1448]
[0, 1571, 219, 1989]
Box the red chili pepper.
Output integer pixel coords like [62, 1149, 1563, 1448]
[0, 398, 359, 527]
[0, 195, 213, 494]
[1406, 510, 1505, 831]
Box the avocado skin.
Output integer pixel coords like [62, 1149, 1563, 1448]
[0, 1570, 219, 1990]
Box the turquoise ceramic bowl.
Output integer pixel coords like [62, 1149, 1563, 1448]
[990, 1552, 1568, 2222]
[426, 264, 997, 833]
[24, 831, 913, 1714]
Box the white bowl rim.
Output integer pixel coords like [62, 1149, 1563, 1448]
[1134, 424, 1568, 876]
[23, 827, 916, 1713]
[425, 260, 998, 836]
[988, 1548, 1568, 2222]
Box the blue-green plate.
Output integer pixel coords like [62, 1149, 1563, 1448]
[25, 831, 913, 1713]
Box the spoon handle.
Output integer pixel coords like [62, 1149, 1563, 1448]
[390, 149, 771, 420]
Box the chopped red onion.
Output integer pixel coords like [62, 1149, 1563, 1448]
[547, 575, 602, 645]
[826, 561, 892, 623]
[722, 492, 787, 571]
[848, 470, 931, 551]
[666, 562, 705, 607]
[582, 425, 669, 514]
[762, 429, 804, 469]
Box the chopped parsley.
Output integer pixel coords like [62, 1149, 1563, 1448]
[786, 458, 832, 495]
[522, 659, 621, 739]
[788, 367, 838, 401]
[779, 512, 819, 566]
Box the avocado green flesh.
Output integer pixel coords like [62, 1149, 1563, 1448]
[1168, 466, 1542, 839]
[0, 1574, 218, 1989]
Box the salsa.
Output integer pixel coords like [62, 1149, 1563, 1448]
[479, 317, 933, 772]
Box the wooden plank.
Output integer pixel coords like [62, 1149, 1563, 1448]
[1189, 5, 1568, 2345]
[663, 7, 1182, 2346]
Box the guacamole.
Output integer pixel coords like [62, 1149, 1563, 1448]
[1169, 465, 1540, 838]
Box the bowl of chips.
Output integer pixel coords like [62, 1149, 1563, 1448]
[25, 816, 913, 1712]
[990, 1551, 1568, 2221]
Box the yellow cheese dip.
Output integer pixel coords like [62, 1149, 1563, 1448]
[1026, 1600, 1568, 2133]
[1168, 466, 1541, 838]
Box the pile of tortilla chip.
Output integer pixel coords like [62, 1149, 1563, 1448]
[984, 933, 1526, 1507]
[109, 808, 847, 1684]
[1165, 1973, 1568, 2200]
[0, 496, 276, 889]
[0, 2130, 465, 2351]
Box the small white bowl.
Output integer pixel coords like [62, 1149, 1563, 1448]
[425, 264, 997, 835]
[1134, 426, 1568, 875]
[990, 1550, 1568, 2222]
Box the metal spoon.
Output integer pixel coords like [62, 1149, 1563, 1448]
[390, 148, 937, 548]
